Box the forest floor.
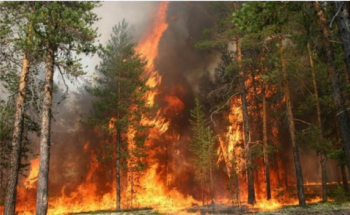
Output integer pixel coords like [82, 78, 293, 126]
[184, 201, 350, 214]
[73, 202, 350, 214]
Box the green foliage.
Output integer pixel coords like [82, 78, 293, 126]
[328, 148, 347, 166]
[0, 1, 100, 83]
[189, 98, 218, 186]
[86, 20, 150, 173]
[232, 2, 293, 33]
[332, 185, 349, 204]
[296, 126, 333, 155]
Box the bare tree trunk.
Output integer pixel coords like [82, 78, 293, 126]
[340, 164, 349, 193]
[4, 53, 30, 215]
[260, 51, 271, 201]
[307, 42, 327, 201]
[314, 1, 350, 177]
[201, 183, 204, 206]
[115, 128, 121, 210]
[0, 146, 2, 201]
[116, 71, 121, 211]
[236, 38, 255, 205]
[209, 157, 214, 207]
[262, 88, 271, 200]
[234, 170, 239, 206]
[334, 1, 350, 81]
[278, 36, 306, 206]
[130, 169, 133, 209]
[36, 45, 54, 215]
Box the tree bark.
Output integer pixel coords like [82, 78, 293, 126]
[278, 36, 306, 206]
[209, 151, 214, 207]
[116, 68, 121, 211]
[261, 51, 271, 201]
[36, 45, 54, 215]
[201, 184, 204, 206]
[236, 38, 255, 205]
[334, 1, 350, 81]
[4, 53, 30, 215]
[314, 1, 350, 177]
[234, 169, 240, 206]
[340, 164, 349, 193]
[116, 127, 121, 211]
[307, 42, 327, 201]
[262, 88, 271, 200]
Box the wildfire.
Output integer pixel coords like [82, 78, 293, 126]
[13, 2, 328, 215]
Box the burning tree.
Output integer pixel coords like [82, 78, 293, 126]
[86, 20, 151, 211]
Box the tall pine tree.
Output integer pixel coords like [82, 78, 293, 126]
[86, 20, 150, 211]
[189, 98, 217, 206]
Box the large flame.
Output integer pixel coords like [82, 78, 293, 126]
[130, 1, 198, 212]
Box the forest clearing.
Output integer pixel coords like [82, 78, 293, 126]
[1, 1, 350, 215]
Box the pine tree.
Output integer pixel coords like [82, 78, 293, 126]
[233, 2, 307, 206]
[86, 20, 150, 211]
[189, 98, 217, 206]
[21, 2, 101, 214]
[0, 2, 43, 214]
[313, 1, 350, 181]
[195, 2, 258, 204]
[333, 2, 350, 80]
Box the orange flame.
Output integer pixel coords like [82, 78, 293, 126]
[24, 158, 40, 189]
[131, 1, 199, 212]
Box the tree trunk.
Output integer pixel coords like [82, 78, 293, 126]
[130, 169, 133, 209]
[278, 36, 306, 206]
[320, 154, 327, 200]
[201, 184, 204, 206]
[262, 88, 271, 200]
[234, 170, 240, 206]
[334, 1, 350, 81]
[236, 38, 255, 205]
[36, 45, 54, 215]
[261, 50, 271, 201]
[116, 68, 121, 211]
[116, 128, 121, 211]
[4, 53, 30, 215]
[340, 164, 349, 193]
[314, 1, 350, 177]
[209, 165, 214, 210]
[307, 42, 327, 201]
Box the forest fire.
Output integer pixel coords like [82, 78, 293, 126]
[15, 2, 197, 214]
[7, 1, 348, 215]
